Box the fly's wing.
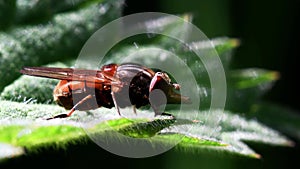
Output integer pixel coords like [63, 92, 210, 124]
[20, 67, 120, 85]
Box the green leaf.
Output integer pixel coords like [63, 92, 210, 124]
[0, 33, 27, 92]
[0, 100, 292, 160]
[116, 118, 176, 138]
[0, 0, 16, 30]
[226, 68, 280, 113]
[228, 68, 280, 89]
[250, 102, 300, 142]
[0, 62, 69, 104]
[14, 0, 102, 25]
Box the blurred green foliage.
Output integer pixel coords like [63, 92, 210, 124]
[0, 0, 122, 91]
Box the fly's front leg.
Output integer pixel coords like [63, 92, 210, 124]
[132, 105, 137, 115]
[47, 94, 93, 120]
[151, 104, 175, 119]
[111, 92, 121, 116]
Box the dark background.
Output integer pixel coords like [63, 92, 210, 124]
[122, 2, 300, 168]
[123, 0, 300, 113]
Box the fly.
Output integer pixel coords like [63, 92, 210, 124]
[20, 63, 191, 120]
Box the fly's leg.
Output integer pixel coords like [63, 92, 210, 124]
[47, 94, 93, 120]
[149, 86, 175, 118]
[151, 104, 161, 116]
[111, 92, 121, 116]
[151, 104, 175, 119]
[133, 105, 137, 115]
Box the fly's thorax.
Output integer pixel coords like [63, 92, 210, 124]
[53, 80, 71, 98]
[111, 63, 155, 108]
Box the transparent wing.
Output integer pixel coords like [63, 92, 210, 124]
[20, 67, 120, 85]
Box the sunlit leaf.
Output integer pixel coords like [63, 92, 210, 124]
[0, 100, 293, 160]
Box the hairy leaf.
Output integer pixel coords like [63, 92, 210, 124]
[0, 101, 293, 160]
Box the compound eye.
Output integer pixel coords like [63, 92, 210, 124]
[150, 72, 162, 92]
[156, 72, 162, 76]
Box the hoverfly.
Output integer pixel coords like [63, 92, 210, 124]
[20, 63, 191, 120]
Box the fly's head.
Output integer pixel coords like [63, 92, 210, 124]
[149, 72, 191, 105]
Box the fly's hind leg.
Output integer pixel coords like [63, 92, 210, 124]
[47, 94, 93, 120]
